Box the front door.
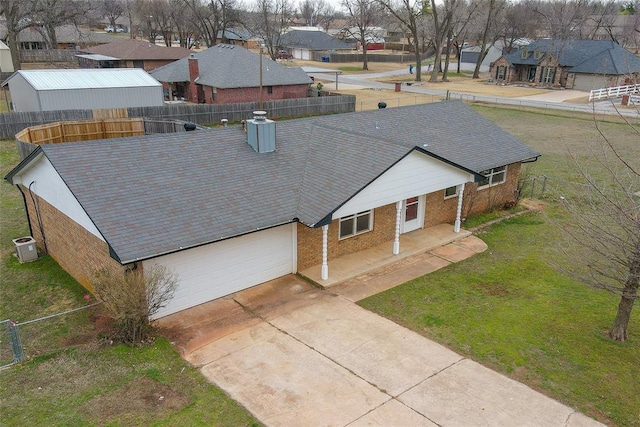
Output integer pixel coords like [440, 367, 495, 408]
[402, 196, 424, 233]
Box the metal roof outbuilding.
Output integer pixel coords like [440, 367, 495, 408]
[2, 68, 164, 112]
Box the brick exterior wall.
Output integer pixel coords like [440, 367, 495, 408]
[216, 84, 309, 104]
[20, 185, 129, 292]
[425, 162, 521, 226]
[297, 203, 397, 271]
[298, 163, 522, 270]
[179, 83, 309, 105]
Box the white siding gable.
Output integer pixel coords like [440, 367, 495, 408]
[11, 155, 104, 240]
[333, 150, 473, 219]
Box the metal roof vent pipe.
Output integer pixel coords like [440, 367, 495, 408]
[246, 110, 276, 153]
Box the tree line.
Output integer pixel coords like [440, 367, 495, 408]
[1, 0, 639, 75]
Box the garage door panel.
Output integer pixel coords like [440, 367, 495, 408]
[148, 225, 294, 318]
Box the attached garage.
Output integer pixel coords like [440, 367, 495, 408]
[572, 74, 609, 91]
[147, 224, 296, 318]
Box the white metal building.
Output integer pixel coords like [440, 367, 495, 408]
[2, 68, 163, 112]
[0, 41, 14, 73]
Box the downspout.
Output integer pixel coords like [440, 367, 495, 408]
[15, 185, 34, 238]
[27, 181, 48, 254]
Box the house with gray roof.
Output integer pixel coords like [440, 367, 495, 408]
[5, 101, 539, 318]
[150, 44, 312, 103]
[79, 39, 192, 71]
[490, 39, 640, 90]
[280, 29, 355, 60]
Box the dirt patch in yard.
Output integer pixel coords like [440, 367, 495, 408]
[82, 375, 191, 424]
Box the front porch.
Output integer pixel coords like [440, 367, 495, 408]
[300, 223, 482, 292]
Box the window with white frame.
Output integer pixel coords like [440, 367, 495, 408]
[444, 186, 459, 199]
[496, 65, 506, 80]
[478, 166, 507, 189]
[339, 210, 373, 239]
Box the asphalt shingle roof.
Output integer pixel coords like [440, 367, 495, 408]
[149, 44, 312, 87]
[7, 101, 539, 264]
[83, 39, 192, 61]
[504, 39, 640, 75]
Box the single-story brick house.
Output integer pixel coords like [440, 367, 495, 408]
[5, 101, 539, 318]
[490, 39, 640, 90]
[150, 44, 312, 103]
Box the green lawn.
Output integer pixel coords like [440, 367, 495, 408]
[360, 107, 640, 426]
[1, 106, 638, 425]
[0, 139, 261, 426]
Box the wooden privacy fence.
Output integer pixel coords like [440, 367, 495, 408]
[15, 117, 206, 159]
[0, 94, 356, 139]
[16, 118, 145, 144]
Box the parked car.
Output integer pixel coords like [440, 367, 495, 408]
[276, 50, 293, 60]
[105, 26, 126, 33]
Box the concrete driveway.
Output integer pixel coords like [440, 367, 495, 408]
[159, 276, 603, 427]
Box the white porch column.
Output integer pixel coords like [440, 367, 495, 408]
[321, 224, 329, 280]
[454, 182, 465, 233]
[393, 200, 402, 255]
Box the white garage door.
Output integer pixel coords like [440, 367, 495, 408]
[573, 74, 608, 91]
[148, 224, 295, 318]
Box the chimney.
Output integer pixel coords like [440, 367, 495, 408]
[246, 111, 276, 153]
[188, 54, 199, 103]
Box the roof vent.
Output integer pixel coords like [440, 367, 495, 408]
[246, 111, 276, 153]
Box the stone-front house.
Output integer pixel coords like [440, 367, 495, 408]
[490, 39, 640, 90]
[5, 101, 540, 318]
[150, 44, 312, 103]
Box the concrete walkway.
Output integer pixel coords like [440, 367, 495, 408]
[157, 239, 604, 427]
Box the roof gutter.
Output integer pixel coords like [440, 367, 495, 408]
[114, 219, 297, 265]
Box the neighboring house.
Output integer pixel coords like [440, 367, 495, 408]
[460, 42, 504, 72]
[13, 25, 116, 50]
[150, 44, 312, 104]
[78, 39, 192, 71]
[215, 28, 257, 48]
[5, 101, 540, 319]
[1, 68, 163, 112]
[280, 29, 355, 60]
[0, 40, 13, 73]
[490, 39, 640, 90]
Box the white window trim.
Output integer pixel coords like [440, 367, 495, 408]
[444, 186, 459, 199]
[478, 165, 508, 190]
[339, 210, 374, 240]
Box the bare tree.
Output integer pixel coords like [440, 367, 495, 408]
[378, 0, 429, 81]
[93, 265, 178, 344]
[531, 0, 595, 40]
[29, 0, 88, 48]
[99, 0, 125, 29]
[250, 0, 296, 60]
[343, 0, 383, 70]
[557, 111, 640, 342]
[181, 0, 241, 47]
[298, 0, 334, 27]
[495, 0, 541, 53]
[468, 0, 503, 79]
[0, 0, 34, 70]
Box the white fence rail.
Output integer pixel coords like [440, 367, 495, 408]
[589, 84, 640, 102]
[630, 94, 640, 105]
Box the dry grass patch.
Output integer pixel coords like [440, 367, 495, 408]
[82, 376, 191, 424]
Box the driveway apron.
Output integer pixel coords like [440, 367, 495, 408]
[165, 275, 604, 427]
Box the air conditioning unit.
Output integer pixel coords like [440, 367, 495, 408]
[12, 237, 38, 263]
